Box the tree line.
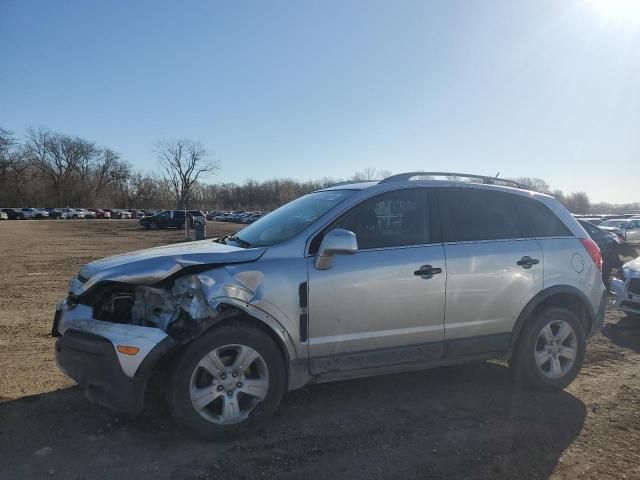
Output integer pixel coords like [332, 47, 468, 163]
[1, 126, 637, 214]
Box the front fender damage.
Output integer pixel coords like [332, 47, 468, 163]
[88, 268, 293, 357]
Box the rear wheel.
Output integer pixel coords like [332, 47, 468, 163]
[166, 322, 286, 440]
[511, 307, 586, 390]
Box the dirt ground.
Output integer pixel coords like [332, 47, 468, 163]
[1, 220, 639, 480]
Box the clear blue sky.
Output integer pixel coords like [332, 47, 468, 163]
[1, 0, 639, 203]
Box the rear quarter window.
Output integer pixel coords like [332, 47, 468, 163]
[514, 196, 573, 238]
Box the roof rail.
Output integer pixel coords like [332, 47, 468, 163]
[326, 179, 381, 188]
[379, 172, 526, 189]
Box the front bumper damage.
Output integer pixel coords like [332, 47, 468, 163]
[53, 301, 176, 414]
[609, 257, 640, 316]
[610, 278, 640, 316]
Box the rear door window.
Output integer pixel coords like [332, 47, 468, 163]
[440, 188, 522, 242]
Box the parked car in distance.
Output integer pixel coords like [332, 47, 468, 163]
[43, 208, 67, 219]
[76, 208, 96, 219]
[88, 209, 111, 219]
[241, 213, 264, 224]
[59, 208, 85, 219]
[206, 211, 221, 221]
[578, 220, 621, 283]
[139, 210, 205, 229]
[212, 212, 233, 222]
[610, 256, 640, 318]
[105, 209, 131, 219]
[1, 208, 26, 220]
[599, 219, 640, 243]
[21, 208, 49, 219]
[578, 217, 604, 226]
[0, 210, 8, 220]
[54, 172, 606, 440]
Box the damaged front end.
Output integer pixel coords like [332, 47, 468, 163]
[610, 256, 640, 316]
[53, 240, 280, 414]
[90, 274, 226, 341]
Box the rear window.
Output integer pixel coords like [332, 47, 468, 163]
[441, 189, 522, 242]
[514, 197, 572, 238]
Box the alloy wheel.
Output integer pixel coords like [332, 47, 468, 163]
[189, 344, 269, 425]
[534, 320, 578, 379]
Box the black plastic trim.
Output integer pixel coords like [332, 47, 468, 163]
[298, 282, 309, 343]
[507, 285, 600, 357]
[55, 331, 176, 415]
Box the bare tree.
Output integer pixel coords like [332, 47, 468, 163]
[155, 139, 218, 209]
[25, 127, 98, 204]
[93, 148, 130, 200]
[514, 177, 551, 193]
[0, 128, 18, 170]
[351, 168, 392, 181]
[564, 192, 591, 214]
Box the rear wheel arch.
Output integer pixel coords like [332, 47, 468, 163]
[508, 286, 594, 358]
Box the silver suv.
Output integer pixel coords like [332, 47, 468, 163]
[53, 172, 606, 439]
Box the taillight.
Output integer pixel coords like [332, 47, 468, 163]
[579, 238, 602, 271]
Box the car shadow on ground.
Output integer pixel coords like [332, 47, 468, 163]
[0, 362, 585, 480]
[602, 315, 640, 353]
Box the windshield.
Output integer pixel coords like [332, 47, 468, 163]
[600, 220, 626, 228]
[227, 190, 356, 247]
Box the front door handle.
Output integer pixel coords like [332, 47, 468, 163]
[414, 265, 442, 277]
[517, 256, 540, 269]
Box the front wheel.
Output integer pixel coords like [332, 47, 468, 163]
[510, 307, 586, 390]
[165, 322, 286, 440]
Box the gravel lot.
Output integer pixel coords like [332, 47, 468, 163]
[1, 220, 639, 479]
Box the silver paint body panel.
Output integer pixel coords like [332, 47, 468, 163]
[57, 180, 606, 392]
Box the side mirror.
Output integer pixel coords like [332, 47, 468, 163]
[314, 229, 358, 270]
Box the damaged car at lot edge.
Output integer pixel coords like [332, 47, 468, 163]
[53, 172, 606, 440]
[610, 256, 640, 318]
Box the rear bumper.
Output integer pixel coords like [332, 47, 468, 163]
[590, 290, 607, 336]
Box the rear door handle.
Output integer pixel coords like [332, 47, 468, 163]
[414, 265, 442, 277]
[517, 256, 540, 269]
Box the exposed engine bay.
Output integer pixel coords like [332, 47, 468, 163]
[90, 275, 224, 341]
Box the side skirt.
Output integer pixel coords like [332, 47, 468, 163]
[306, 332, 511, 385]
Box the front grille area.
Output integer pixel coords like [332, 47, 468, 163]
[77, 274, 89, 284]
[628, 279, 640, 296]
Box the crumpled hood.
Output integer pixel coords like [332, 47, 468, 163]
[76, 240, 266, 293]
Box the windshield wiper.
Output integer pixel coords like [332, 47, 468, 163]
[227, 235, 251, 248]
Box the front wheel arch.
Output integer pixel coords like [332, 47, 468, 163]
[199, 309, 294, 389]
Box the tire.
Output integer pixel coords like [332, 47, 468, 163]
[148, 221, 159, 230]
[510, 307, 586, 391]
[165, 322, 286, 441]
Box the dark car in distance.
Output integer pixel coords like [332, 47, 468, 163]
[1, 208, 26, 220]
[578, 219, 622, 283]
[139, 210, 205, 229]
